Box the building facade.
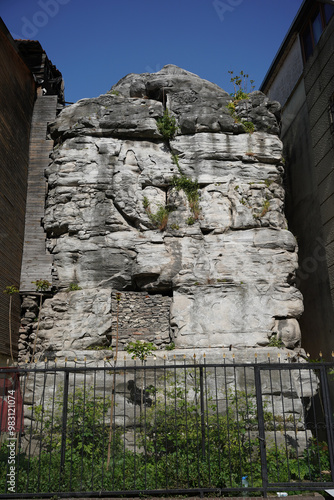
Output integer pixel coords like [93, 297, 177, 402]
[0, 18, 63, 363]
[0, 19, 36, 364]
[261, 0, 334, 358]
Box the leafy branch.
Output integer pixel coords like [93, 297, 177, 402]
[126, 340, 156, 363]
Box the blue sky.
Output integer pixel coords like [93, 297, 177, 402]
[1, 0, 303, 103]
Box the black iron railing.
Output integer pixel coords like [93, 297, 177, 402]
[1, 358, 334, 497]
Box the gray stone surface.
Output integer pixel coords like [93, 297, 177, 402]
[35, 289, 112, 356]
[20, 65, 305, 363]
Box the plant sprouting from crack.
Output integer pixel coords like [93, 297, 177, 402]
[227, 104, 255, 134]
[156, 108, 178, 140]
[264, 179, 274, 188]
[268, 334, 284, 348]
[228, 70, 255, 100]
[227, 71, 255, 134]
[172, 174, 201, 221]
[253, 199, 271, 219]
[260, 199, 270, 217]
[66, 283, 82, 292]
[143, 196, 172, 231]
[242, 121, 255, 134]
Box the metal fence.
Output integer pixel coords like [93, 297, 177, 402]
[1, 358, 334, 498]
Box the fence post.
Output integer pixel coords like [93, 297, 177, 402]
[199, 366, 205, 459]
[254, 366, 268, 498]
[319, 365, 334, 482]
[60, 370, 69, 474]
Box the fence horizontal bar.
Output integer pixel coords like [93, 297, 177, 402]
[1, 361, 333, 373]
[1, 483, 332, 499]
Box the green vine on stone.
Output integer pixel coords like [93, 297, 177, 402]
[171, 154, 182, 174]
[143, 196, 150, 210]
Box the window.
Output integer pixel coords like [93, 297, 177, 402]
[329, 94, 334, 134]
[324, 3, 334, 24]
[303, 25, 313, 60]
[312, 10, 322, 44]
[301, 2, 334, 63]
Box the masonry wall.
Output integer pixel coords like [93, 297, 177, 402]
[18, 291, 172, 362]
[304, 15, 334, 308]
[111, 292, 172, 350]
[0, 20, 36, 361]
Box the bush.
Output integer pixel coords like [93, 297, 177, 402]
[0, 373, 330, 494]
[126, 340, 156, 362]
[156, 108, 178, 140]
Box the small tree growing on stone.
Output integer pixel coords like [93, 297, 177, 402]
[124, 340, 155, 423]
[156, 108, 178, 140]
[126, 340, 156, 362]
[31, 279, 52, 361]
[107, 292, 122, 469]
[126, 340, 157, 416]
[3, 285, 19, 362]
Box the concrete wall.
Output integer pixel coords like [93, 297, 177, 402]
[0, 20, 36, 361]
[304, 15, 334, 308]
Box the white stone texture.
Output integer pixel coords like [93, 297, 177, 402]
[27, 65, 305, 361]
[35, 289, 112, 354]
